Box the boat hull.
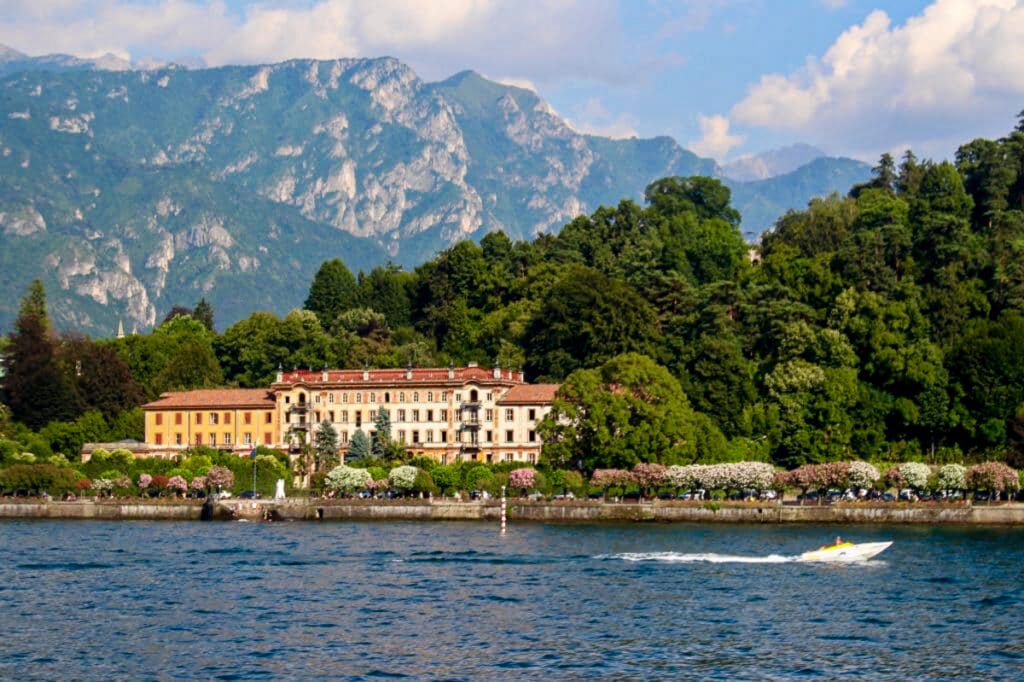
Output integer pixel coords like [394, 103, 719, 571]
[798, 541, 892, 562]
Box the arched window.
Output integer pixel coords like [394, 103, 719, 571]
[413, 392, 419, 402]
[356, 393, 362, 404]
[470, 389, 478, 402]
[328, 393, 334, 403]
[370, 393, 376, 403]
[399, 392, 405, 402]
[427, 391, 433, 402]
[342, 393, 348, 404]
[298, 393, 306, 404]
[384, 392, 390, 403]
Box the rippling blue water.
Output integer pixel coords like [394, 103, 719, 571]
[1, 520, 1022, 679]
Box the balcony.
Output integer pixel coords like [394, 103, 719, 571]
[460, 417, 480, 429]
[461, 401, 481, 410]
[289, 403, 309, 413]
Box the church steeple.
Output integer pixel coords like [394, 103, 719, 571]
[116, 319, 125, 339]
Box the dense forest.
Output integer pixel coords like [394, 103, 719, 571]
[3, 116, 1024, 474]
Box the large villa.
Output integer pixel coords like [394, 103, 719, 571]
[134, 364, 558, 465]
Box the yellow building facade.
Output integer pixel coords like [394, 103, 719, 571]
[142, 389, 279, 457]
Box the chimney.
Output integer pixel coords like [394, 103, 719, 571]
[321, 367, 329, 382]
[493, 362, 501, 379]
[448, 365, 455, 380]
[406, 359, 413, 380]
[276, 364, 283, 384]
[362, 369, 369, 381]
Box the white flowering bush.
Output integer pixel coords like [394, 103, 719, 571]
[898, 462, 932, 491]
[326, 465, 372, 493]
[936, 464, 966, 492]
[388, 465, 419, 491]
[847, 461, 880, 489]
[666, 465, 701, 491]
[664, 463, 775, 493]
[91, 478, 114, 495]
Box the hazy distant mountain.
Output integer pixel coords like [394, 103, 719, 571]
[0, 49, 867, 335]
[722, 143, 829, 181]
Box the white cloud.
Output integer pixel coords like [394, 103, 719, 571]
[731, 0, 1024, 159]
[687, 114, 744, 160]
[0, 1, 626, 86]
[568, 97, 640, 139]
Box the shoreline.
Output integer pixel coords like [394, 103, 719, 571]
[2, 498, 1024, 524]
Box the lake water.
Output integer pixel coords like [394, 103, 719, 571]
[1, 520, 1022, 679]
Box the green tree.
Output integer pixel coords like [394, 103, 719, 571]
[347, 428, 370, 462]
[314, 420, 339, 471]
[193, 298, 215, 332]
[305, 258, 358, 327]
[371, 408, 392, 458]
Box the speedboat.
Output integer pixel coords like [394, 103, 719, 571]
[798, 541, 892, 562]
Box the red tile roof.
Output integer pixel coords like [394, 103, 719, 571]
[275, 366, 525, 385]
[143, 389, 275, 410]
[497, 384, 560, 405]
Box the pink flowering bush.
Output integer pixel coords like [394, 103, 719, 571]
[137, 473, 152, 489]
[166, 475, 188, 494]
[590, 469, 635, 495]
[966, 462, 1019, 499]
[190, 476, 207, 491]
[206, 466, 234, 490]
[508, 468, 537, 492]
[632, 463, 667, 494]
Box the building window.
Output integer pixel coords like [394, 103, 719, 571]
[413, 392, 419, 402]
[329, 411, 335, 422]
[412, 431, 420, 444]
[440, 409, 448, 421]
[210, 412, 219, 425]
[340, 432, 348, 445]
[315, 394, 320, 403]
[356, 393, 362, 403]
[285, 396, 291, 404]
[155, 433, 163, 445]
[399, 392, 405, 402]
[340, 411, 348, 424]
[343, 393, 349, 404]
[175, 413, 182, 425]
[265, 412, 272, 424]
[529, 409, 537, 421]
[505, 408, 514, 421]
[224, 433, 232, 445]
[244, 412, 252, 425]
[505, 453, 513, 463]
[529, 430, 536, 442]
[455, 393, 462, 402]
[155, 413, 163, 426]
[210, 433, 217, 446]
[412, 409, 420, 422]
[195, 433, 203, 445]
[175, 434, 182, 445]
[224, 412, 231, 425]
[486, 392, 493, 401]
[264, 433, 272, 445]
[329, 393, 334, 403]
[370, 393, 376, 403]
[426, 431, 434, 443]
[314, 411, 321, 422]
[427, 391, 433, 402]
[440, 431, 447, 443]
[355, 412, 362, 427]
[485, 430, 492, 443]
[369, 410, 377, 421]
[441, 391, 447, 401]
[196, 413, 203, 425]
[529, 453, 537, 464]
[427, 409, 434, 422]
[398, 430, 406, 444]
[485, 409, 493, 421]
[505, 430, 514, 443]
[397, 409, 406, 422]
[244, 433, 252, 445]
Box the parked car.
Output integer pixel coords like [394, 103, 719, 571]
[237, 490, 261, 500]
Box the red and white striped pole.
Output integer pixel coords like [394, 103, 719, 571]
[500, 485, 507, 534]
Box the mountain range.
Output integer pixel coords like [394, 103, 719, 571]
[0, 47, 871, 335]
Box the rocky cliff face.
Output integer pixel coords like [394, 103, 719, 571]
[0, 54, 866, 335]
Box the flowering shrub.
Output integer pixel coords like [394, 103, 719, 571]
[166, 476, 188, 494]
[966, 462, 1019, 497]
[151, 475, 170, 490]
[189, 476, 207, 491]
[113, 476, 132, 490]
[388, 465, 419, 491]
[936, 464, 966, 492]
[75, 478, 92, 491]
[898, 462, 932, 491]
[666, 465, 702, 491]
[847, 461, 880, 489]
[368, 479, 390, 492]
[326, 465, 372, 493]
[508, 468, 537, 492]
[664, 463, 776, 494]
[137, 473, 152, 489]
[884, 466, 905, 491]
[632, 463, 667, 492]
[91, 479, 114, 496]
[590, 469, 634, 493]
[206, 466, 234, 490]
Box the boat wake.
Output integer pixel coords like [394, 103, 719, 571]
[598, 552, 795, 564]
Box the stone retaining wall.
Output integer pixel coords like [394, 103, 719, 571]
[2, 500, 1023, 524]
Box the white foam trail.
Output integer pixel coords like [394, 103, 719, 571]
[599, 552, 795, 564]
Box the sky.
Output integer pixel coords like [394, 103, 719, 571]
[2, 0, 1023, 163]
